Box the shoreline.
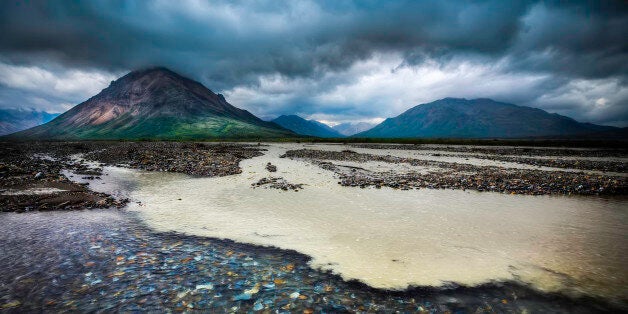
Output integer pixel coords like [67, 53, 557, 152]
[282, 148, 628, 195]
[1, 141, 627, 312]
[4, 141, 626, 213]
[133, 213, 628, 312]
[140, 215, 628, 311]
[1, 208, 625, 312]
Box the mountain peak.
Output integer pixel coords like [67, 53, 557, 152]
[9, 68, 295, 140]
[356, 97, 615, 138]
[110, 66, 196, 87]
[142, 66, 175, 73]
[134, 66, 192, 77]
[277, 114, 301, 119]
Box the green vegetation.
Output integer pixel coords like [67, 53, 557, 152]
[10, 115, 295, 141]
[356, 98, 616, 139]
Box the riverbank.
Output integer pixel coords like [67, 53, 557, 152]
[282, 146, 627, 195]
[2, 142, 626, 212]
[0, 142, 265, 212]
[1, 141, 626, 312]
[0, 209, 622, 313]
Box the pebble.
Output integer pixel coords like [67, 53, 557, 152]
[0, 198, 620, 313]
[1, 142, 265, 213]
[1, 142, 129, 212]
[1, 141, 625, 312]
[85, 142, 264, 177]
[195, 283, 214, 290]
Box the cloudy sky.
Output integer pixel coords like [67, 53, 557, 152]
[1, 0, 627, 126]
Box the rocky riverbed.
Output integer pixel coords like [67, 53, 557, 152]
[0, 142, 127, 212]
[3, 141, 625, 207]
[85, 142, 265, 177]
[1, 141, 627, 312]
[0, 141, 265, 212]
[349, 143, 628, 158]
[3, 210, 618, 313]
[281, 148, 627, 195]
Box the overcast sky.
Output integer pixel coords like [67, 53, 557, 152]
[0, 0, 626, 126]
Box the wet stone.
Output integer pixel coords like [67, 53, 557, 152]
[0, 142, 129, 212]
[265, 162, 277, 172]
[1, 141, 626, 312]
[1, 209, 619, 312]
[252, 177, 304, 191]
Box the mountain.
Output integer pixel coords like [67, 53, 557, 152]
[355, 98, 617, 138]
[8, 67, 295, 140]
[272, 115, 344, 138]
[0, 109, 59, 136]
[332, 122, 376, 136]
[548, 127, 628, 140]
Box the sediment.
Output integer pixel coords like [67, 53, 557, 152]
[281, 148, 628, 195]
[0, 141, 265, 212]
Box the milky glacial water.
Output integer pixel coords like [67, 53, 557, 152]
[96, 143, 626, 303]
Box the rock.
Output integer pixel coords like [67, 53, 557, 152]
[244, 283, 260, 295]
[1, 300, 21, 309]
[281, 148, 627, 196]
[233, 293, 253, 301]
[252, 177, 304, 191]
[195, 283, 214, 290]
[265, 162, 277, 172]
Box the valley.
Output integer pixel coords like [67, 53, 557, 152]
[1, 141, 626, 312]
[2, 2, 626, 312]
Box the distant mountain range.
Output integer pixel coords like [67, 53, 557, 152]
[272, 115, 344, 138]
[8, 68, 294, 140]
[0, 109, 59, 136]
[332, 122, 376, 136]
[356, 98, 618, 138]
[3, 68, 623, 141]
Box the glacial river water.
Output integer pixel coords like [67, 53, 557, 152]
[2, 143, 627, 311]
[107, 143, 628, 304]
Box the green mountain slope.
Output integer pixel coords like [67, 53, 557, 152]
[356, 98, 616, 138]
[9, 67, 294, 140]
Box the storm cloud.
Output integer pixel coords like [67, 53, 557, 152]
[1, 0, 627, 125]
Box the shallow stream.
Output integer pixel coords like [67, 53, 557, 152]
[2, 143, 626, 312]
[125, 143, 628, 302]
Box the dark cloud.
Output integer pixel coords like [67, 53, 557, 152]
[2, 1, 625, 84]
[0, 0, 626, 125]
